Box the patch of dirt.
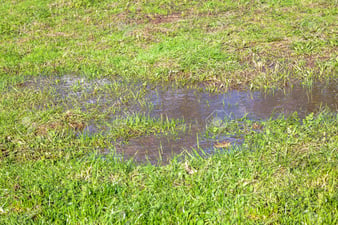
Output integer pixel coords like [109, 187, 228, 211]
[15, 81, 34, 88]
[35, 111, 86, 136]
[36, 122, 63, 136]
[114, 10, 231, 26]
[268, 39, 294, 54]
[147, 12, 182, 24]
[167, 70, 192, 82]
[302, 49, 335, 68]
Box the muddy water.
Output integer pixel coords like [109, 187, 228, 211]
[149, 81, 337, 122]
[18, 75, 144, 114]
[118, 80, 337, 163]
[15, 76, 337, 163]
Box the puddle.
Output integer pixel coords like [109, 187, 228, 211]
[16, 75, 146, 114]
[13, 76, 338, 163]
[116, 80, 337, 163]
[148, 81, 337, 123]
[116, 130, 243, 163]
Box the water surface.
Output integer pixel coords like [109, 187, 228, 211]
[17, 76, 338, 163]
[118, 80, 337, 163]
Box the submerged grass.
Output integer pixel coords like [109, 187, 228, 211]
[1, 112, 337, 224]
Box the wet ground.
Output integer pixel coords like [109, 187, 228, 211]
[118, 80, 337, 163]
[149, 81, 337, 121]
[15, 76, 338, 163]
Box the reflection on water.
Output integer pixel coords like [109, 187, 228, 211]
[149, 81, 337, 122]
[15, 76, 338, 163]
[120, 80, 337, 163]
[117, 131, 242, 164]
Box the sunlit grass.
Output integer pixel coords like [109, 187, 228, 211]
[0, 0, 337, 224]
[1, 112, 337, 224]
[1, 0, 337, 89]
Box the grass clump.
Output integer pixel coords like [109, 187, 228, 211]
[108, 114, 185, 140]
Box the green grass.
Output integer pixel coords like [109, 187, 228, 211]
[1, 0, 337, 89]
[1, 112, 337, 224]
[0, 0, 337, 224]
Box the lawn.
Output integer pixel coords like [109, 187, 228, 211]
[0, 0, 337, 224]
